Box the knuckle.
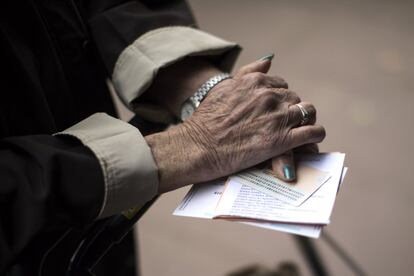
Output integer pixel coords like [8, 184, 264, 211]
[246, 72, 266, 83]
[319, 126, 326, 140]
[287, 90, 301, 103]
[310, 125, 326, 141]
[262, 90, 278, 100]
[306, 103, 317, 116]
[273, 87, 287, 95]
[275, 76, 289, 88]
[260, 91, 279, 106]
[273, 88, 290, 101]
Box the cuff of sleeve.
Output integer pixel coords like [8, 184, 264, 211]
[112, 26, 241, 123]
[55, 113, 159, 218]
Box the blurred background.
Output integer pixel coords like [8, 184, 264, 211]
[116, 0, 414, 275]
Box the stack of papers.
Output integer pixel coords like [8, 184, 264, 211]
[173, 153, 347, 238]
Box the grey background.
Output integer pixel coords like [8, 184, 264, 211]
[115, 0, 414, 275]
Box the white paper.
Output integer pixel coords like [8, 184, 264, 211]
[173, 153, 346, 238]
[173, 180, 322, 238]
[174, 179, 225, 219]
[338, 167, 348, 192]
[214, 153, 345, 224]
[243, 221, 323, 238]
[231, 165, 331, 207]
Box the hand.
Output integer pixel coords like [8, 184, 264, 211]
[270, 103, 319, 182]
[271, 144, 319, 182]
[145, 59, 325, 193]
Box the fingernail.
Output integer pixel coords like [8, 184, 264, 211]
[283, 165, 295, 180]
[258, 53, 274, 62]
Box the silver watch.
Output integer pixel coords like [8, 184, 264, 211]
[180, 73, 231, 121]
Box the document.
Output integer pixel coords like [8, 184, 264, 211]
[173, 153, 347, 238]
[174, 179, 224, 219]
[215, 153, 345, 224]
[173, 179, 324, 238]
[230, 165, 331, 206]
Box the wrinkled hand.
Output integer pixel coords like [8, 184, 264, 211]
[271, 111, 320, 182]
[145, 59, 325, 193]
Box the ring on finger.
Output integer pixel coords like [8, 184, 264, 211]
[295, 103, 310, 126]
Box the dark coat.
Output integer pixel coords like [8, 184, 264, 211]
[0, 0, 194, 274]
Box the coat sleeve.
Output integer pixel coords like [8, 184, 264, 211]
[0, 134, 104, 272]
[85, 0, 198, 74]
[0, 113, 160, 273]
[2, 1, 240, 272]
[84, 0, 241, 122]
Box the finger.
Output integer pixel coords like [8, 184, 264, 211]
[270, 88, 301, 104]
[294, 143, 319, 154]
[234, 55, 273, 78]
[249, 89, 301, 118]
[288, 125, 326, 149]
[271, 150, 296, 182]
[264, 75, 289, 89]
[287, 102, 317, 127]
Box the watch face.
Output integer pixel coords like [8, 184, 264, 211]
[181, 101, 196, 121]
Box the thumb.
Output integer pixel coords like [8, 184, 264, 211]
[234, 53, 274, 78]
[271, 150, 296, 182]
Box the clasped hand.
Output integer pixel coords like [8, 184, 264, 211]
[145, 59, 325, 193]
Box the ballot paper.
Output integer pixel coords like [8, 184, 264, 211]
[174, 152, 346, 238]
[215, 153, 345, 224]
[173, 179, 323, 238]
[231, 165, 331, 207]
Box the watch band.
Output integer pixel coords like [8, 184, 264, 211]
[188, 73, 232, 108]
[180, 73, 231, 121]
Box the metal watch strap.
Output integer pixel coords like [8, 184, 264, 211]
[188, 73, 232, 108]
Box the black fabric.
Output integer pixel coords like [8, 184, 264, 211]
[0, 0, 195, 275]
[85, 0, 196, 74]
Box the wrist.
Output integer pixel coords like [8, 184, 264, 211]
[144, 57, 223, 118]
[145, 119, 224, 193]
[145, 124, 200, 193]
[180, 73, 232, 121]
